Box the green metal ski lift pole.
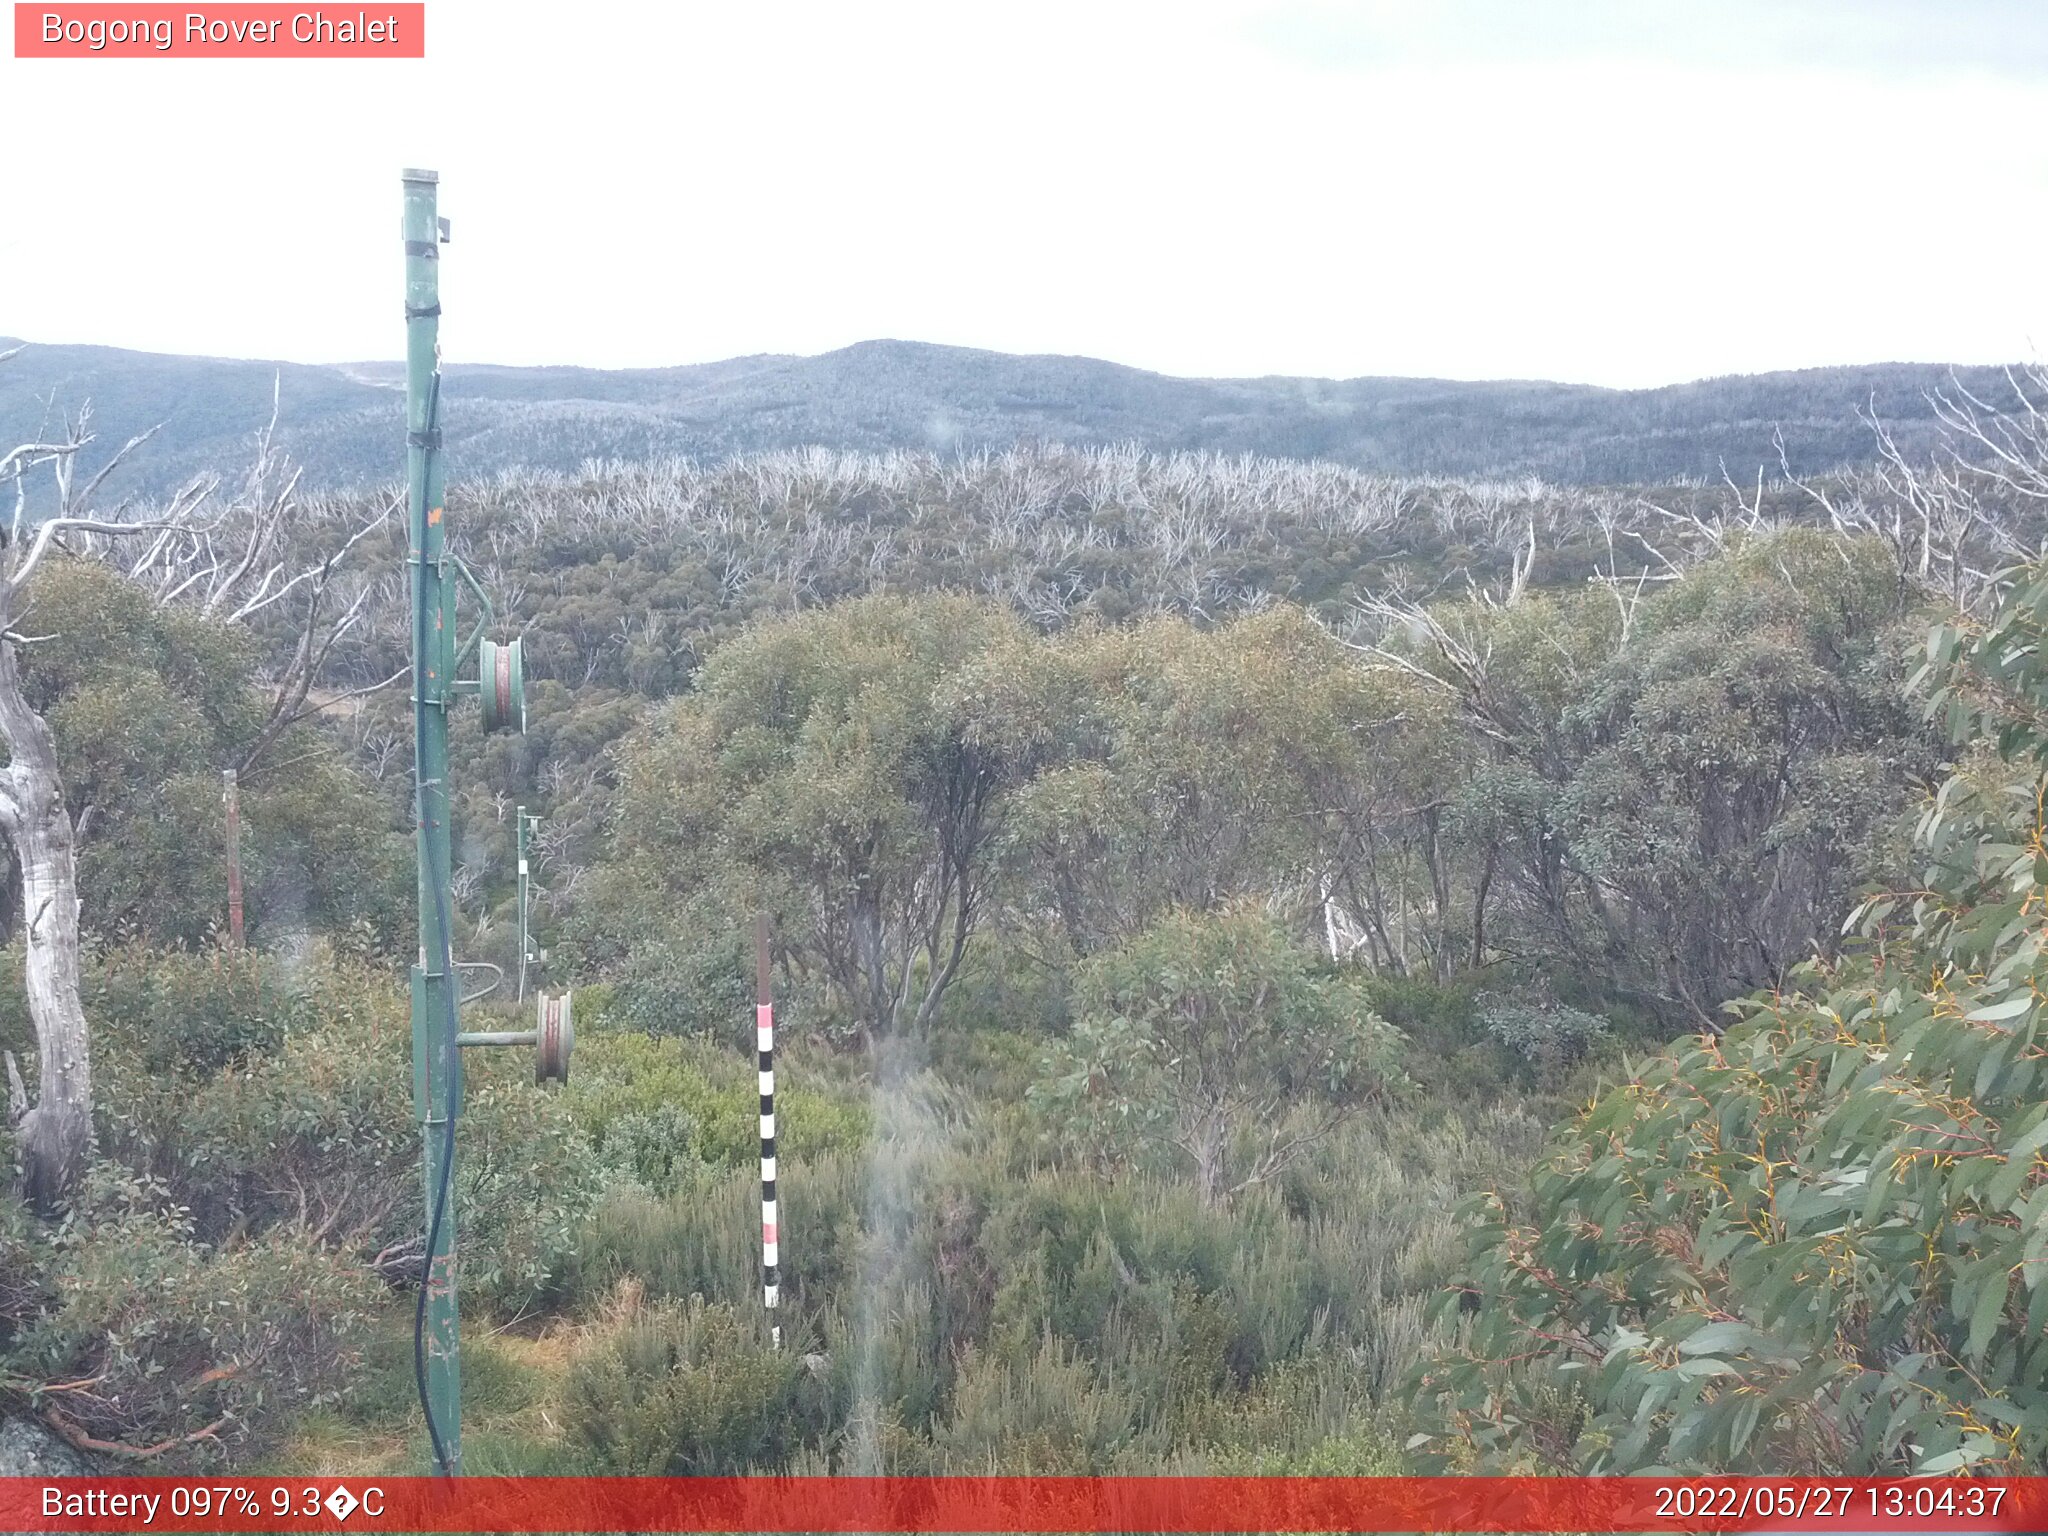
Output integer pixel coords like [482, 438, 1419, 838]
[402, 167, 544, 1477]
[402, 165, 462, 1476]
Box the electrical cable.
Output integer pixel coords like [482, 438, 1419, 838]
[409, 368, 460, 1477]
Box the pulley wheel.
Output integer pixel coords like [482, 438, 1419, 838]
[479, 637, 526, 735]
[536, 990, 573, 1084]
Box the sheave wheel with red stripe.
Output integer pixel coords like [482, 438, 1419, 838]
[536, 991, 573, 1084]
[478, 637, 526, 735]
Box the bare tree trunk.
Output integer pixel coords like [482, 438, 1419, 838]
[0, 621, 91, 1212]
[1472, 845, 1497, 969]
[1422, 805, 1453, 981]
[1185, 1111, 1227, 1210]
[0, 367, 390, 1213]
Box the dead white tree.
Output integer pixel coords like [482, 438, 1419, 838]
[121, 382, 406, 771]
[0, 371, 400, 1210]
[0, 394, 180, 1209]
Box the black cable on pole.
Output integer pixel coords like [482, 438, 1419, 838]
[410, 370, 460, 1477]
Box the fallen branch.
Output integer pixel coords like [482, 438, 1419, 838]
[41, 1406, 231, 1461]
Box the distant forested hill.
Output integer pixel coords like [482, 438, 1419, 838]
[0, 334, 2027, 500]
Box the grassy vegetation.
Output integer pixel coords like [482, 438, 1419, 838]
[218, 965, 1555, 1477]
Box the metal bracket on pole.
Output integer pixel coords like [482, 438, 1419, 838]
[449, 552, 493, 673]
[457, 990, 573, 1083]
[454, 960, 503, 1007]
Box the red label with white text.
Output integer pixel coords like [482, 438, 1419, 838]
[14, 4, 424, 57]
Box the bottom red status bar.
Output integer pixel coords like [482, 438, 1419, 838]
[4, 1476, 2045, 1533]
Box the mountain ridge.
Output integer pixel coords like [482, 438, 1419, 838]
[0, 334, 2024, 499]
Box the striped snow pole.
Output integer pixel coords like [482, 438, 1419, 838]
[756, 912, 780, 1350]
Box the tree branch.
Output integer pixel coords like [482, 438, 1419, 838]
[10, 515, 186, 593]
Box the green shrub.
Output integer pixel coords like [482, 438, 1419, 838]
[457, 1053, 608, 1308]
[559, 1023, 1543, 1476]
[89, 942, 599, 1312]
[925, 1024, 1043, 1107]
[1472, 990, 1611, 1073]
[17, 561, 411, 954]
[589, 1102, 702, 1188]
[0, 1167, 379, 1467]
[565, 1286, 830, 1473]
[928, 934, 1071, 1043]
[1409, 558, 2048, 1476]
[1356, 973, 1480, 1040]
[1034, 907, 1407, 1205]
[87, 940, 302, 1074]
[566, 1031, 868, 1181]
[1213, 1423, 1407, 1475]
[1178, 1353, 1394, 1472]
[930, 1336, 1149, 1473]
[567, 1152, 866, 1320]
[0, 1192, 49, 1352]
[605, 928, 751, 1039]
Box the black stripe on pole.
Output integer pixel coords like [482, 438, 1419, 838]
[756, 911, 780, 1350]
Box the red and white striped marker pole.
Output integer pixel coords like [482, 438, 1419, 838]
[755, 912, 780, 1350]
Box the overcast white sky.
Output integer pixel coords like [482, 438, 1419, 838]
[3, 0, 2044, 387]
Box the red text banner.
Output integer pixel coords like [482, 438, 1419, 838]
[14, 4, 424, 57]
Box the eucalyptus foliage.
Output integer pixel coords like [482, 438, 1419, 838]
[1033, 909, 1408, 1207]
[1410, 557, 2048, 1475]
[22, 559, 411, 952]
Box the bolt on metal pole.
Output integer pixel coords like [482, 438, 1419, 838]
[403, 165, 462, 1476]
